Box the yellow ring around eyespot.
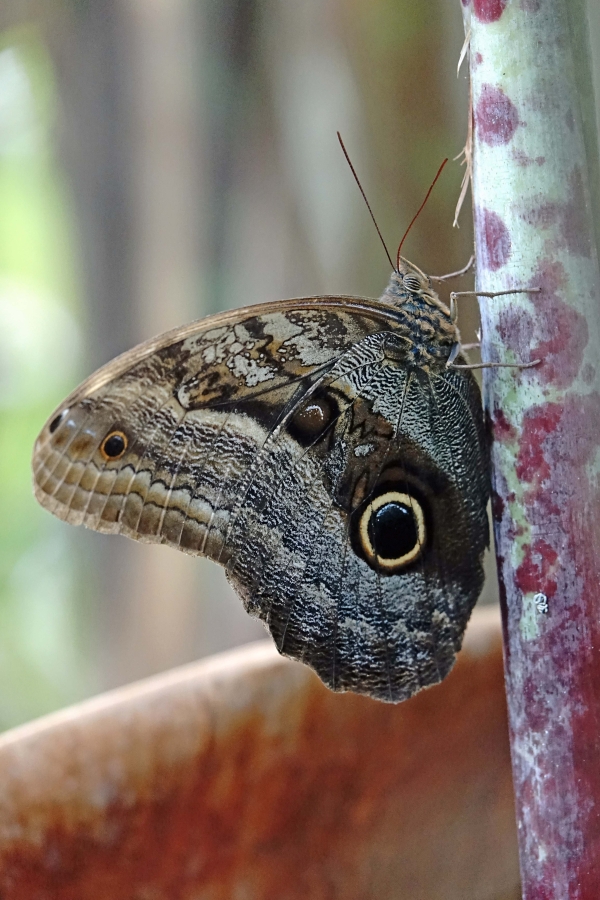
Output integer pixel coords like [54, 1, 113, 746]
[99, 430, 128, 461]
[359, 491, 426, 571]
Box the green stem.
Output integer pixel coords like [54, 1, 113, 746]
[462, 0, 600, 895]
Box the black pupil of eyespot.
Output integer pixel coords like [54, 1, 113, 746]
[288, 397, 333, 445]
[49, 412, 64, 433]
[298, 401, 326, 428]
[368, 501, 418, 560]
[103, 434, 125, 457]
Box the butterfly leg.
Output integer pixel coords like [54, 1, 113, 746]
[448, 357, 541, 371]
[449, 287, 541, 323]
[447, 286, 541, 369]
[446, 285, 543, 370]
[429, 255, 474, 283]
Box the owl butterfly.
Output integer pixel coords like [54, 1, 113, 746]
[32, 252, 490, 703]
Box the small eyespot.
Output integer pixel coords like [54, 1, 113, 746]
[49, 410, 68, 434]
[358, 491, 426, 572]
[288, 395, 335, 446]
[100, 431, 128, 460]
[402, 274, 422, 293]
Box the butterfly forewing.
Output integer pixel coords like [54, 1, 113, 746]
[33, 292, 489, 702]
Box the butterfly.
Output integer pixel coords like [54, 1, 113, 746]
[32, 255, 490, 703]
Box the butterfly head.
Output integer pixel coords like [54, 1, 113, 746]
[395, 257, 432, 296]
[383, 257, 452, 319]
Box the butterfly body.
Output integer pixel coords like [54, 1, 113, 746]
[33, 260, 489, 702]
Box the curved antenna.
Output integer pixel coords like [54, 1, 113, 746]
[337, 132, 395, 272]
[396, 158, 448, 270]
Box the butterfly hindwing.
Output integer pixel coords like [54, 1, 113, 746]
[33, 292, 489, 702]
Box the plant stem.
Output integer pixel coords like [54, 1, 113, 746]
[461, 0, 600, 895]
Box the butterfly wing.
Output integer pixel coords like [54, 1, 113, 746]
[33, 296, 489, 702]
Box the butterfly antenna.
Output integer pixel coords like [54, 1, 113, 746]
[396, 158, 448, 269]
[337, 132, 395, 272]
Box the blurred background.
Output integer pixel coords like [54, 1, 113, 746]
[0, 0, 599, 730]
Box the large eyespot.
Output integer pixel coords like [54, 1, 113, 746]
[49, 409, 68, 434]
[402, 274, 422, 293]
[288, 394, 335, 446]
[100, 431, 128, 460]
[358, 491, 426, 572]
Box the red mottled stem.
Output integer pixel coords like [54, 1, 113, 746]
[461, 0, 600, 896]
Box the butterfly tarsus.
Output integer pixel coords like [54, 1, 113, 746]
[429, 255, 474, 283]
[448, 358, 542, 371]
[447, 339, 541, 371]
[446, 286, 542, 370]
[449, 286, 541, 323]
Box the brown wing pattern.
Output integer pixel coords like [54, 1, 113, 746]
[33, 296, 489, 702]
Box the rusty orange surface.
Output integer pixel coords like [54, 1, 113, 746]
[0, 607, 518, 900]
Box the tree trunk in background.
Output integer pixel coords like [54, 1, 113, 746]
[49, 0, 265, 689]
[11, 0, 598, 697]
[50, 0, 150, 688]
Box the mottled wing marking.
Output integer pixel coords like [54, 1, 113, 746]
[217, 332, 391, 561]
[232, 359, 389, 673]
[225, 363, 487, 701]
[33, 295, 490, 702]
[34, 299, 387, 545]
